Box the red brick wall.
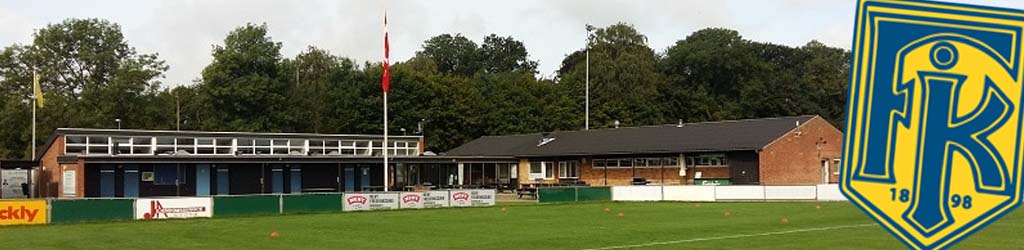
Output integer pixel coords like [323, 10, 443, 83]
[758, 116, 843, 185]
[37, 135, 85, 198]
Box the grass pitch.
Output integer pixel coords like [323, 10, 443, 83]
[1, 202, 1021, 249]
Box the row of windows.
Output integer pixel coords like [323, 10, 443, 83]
[593, 157, 680, 169]
[65, 135, 420, 157]
[528, 161, 580, 180]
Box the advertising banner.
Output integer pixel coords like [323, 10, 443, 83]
[1, 169, 30, 198]
[343, 193, 399, 211]
[421, 191, 450, 208]
[470, 189, 496, 207]
[135, 198, 213, 220]
[399, 192, 423, 209]
[0, 199, 47, 226]
[449, 190, 472, 207]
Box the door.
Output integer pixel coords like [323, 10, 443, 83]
[124, 165, 139, 197]
[216, 168, 230, 195]
[360, 167, 370, 191]
[290, 166, 302, 193]
[821, 160, 830, 184]
[196, 164, 211, 196]
[344, 167, 355, 192]
[272, 167, 284, 193]
[100, 166, 115, 197]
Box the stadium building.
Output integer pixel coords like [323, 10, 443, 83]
[446, 115, 843, 186]
[27, 115, 840, 198]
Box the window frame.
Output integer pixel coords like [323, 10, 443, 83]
[558, 161, 579, 179]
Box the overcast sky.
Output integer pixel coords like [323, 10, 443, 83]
[2, 0, 1021, 87]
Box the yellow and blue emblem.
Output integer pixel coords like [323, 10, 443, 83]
[841, 0, 1024, 249]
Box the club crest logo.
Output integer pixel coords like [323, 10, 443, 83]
[842, 1, 1024, 249]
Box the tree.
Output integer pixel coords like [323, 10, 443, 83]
[198, 23, 287, 132]
[479, 34, 538, 74]
[417, 34, 481, 76]
[0, 18, 167, 159]
[557, 22, 668, 129]
[280, 46, 351, 133]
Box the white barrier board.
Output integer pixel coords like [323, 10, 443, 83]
[662, 186, 715, 201]
[611, 186, 663, 201]
[714, 186, 766, 200]
[136, 197, 212, 220]
[422, 191, 450, 208]
[469, 189, 496, 207]
[764, 186, 817, 200]
[816, 184, 847, 201]
[344, 193, 399, 211]
[449, 190, 473, 207]
[399, 192, 423, 209]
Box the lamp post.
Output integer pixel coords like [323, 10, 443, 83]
[115, 118, 122, 130]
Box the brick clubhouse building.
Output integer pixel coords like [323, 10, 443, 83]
[446, 115, 843, 186]
[27, 115, 840, 198]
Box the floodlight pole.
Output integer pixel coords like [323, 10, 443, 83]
[585, 24, 594, 130]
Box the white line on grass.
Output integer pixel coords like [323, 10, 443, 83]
[581, 223, 876, 250]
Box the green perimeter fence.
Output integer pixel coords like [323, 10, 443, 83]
[282, 193, 342, 213]
[27, 190, 494, 225]
[213, 194, 281, 217]
[49, 198, 135, 224]
[538, 186, 612, 203]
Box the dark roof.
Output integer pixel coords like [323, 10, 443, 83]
[446, 115, 819, 157]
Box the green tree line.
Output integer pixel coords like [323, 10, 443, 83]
[0, 19, 850, 159]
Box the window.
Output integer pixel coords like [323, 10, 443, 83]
[593, 159, 606, 168]
[545, 162, 554, 179]
[529, 161, 553, 180]
[154, 165, 178, 185]
[559, 161, 579, 178]
[65, 135, 87, 155]
[156, 137, 175, 155]
[833, 159, 841, 175]
[132, 137, 153, 155]
[289, 139, 305, 155]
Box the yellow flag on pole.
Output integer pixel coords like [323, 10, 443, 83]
[33, 71, 44, 108]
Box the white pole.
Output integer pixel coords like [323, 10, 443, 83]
[585, 31, 590, 131]
[384, 92, 389, 192]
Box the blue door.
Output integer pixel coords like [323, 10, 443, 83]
[344, 167, 355, 192]
[196, 164, 210, 196]
[290, 166, 302, 193]
[272, 167, 283, 193]
[100, 166, 115, 197]
[360, 167, 370, 191]
[216, 167, 230, 195]
[124, 165, 139, 197]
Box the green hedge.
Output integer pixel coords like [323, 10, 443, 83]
[214, 195, 281, 217]
[50, 199, 134, 224]
[576, 187, 612, 201]
[538, 187, 578, 203]
[282, 193, 342, 214]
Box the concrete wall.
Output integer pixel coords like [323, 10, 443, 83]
[758, 116, 843, 185]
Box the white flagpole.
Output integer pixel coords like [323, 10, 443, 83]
[382, 9, 390, 192]
[384, 92, 389, 192]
